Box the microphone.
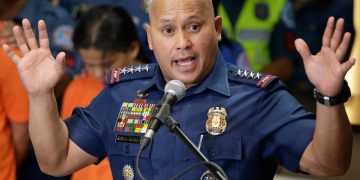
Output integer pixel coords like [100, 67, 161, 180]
[139, 80, 186, 150]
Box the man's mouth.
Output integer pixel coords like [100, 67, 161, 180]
[175, 57, 195, 67]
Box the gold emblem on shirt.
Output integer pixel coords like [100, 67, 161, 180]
[206, 107, 227, 136]
[122, 164, 134, 180]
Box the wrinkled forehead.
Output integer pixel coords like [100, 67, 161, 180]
[148, 0, 214, 23]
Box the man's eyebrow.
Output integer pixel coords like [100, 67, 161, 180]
[159, 18, 171, 25]
[158, 15, 203, 24]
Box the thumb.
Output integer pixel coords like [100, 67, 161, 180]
[55, 51, 66, 69]
[295, 38, 312, 62]
[342, 57, 356, 74]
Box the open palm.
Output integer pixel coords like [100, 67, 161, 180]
[2, 19, 65, 96]
[295, 17, 356, 96]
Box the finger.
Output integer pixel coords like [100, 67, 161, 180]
[330, 18, 344, 50]
[342, 57, 356, 74]
[13, 26, 30, 54]
[55, 51, 66, 68]
[2, 44, 21, 64]
[322, 17, 335, 48]
[38, 20, 50, 49]
[22, 19, 38, 50]
[295, 38, 312, 62]
[336, 32, 351, 61]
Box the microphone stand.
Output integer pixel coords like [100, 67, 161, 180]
[164, 116, 227, 180]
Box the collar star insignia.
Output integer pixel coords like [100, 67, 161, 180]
[120, 67, 127, 74]
[236, 69, 243, 76]
[233, 68, 262, 80]
[142, 64, 150, 72]
[134, 65, 142, 72]
[243, 70, 249, 78]
[249, 71, 255, 78]
[127, 66, 135, 74]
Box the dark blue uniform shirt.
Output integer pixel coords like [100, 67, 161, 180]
[65, 50, 315, 179]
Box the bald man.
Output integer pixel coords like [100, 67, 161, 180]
[2, 0, 355, 179]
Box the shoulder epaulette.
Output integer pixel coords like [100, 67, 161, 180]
[227, 64, 278, 89]
[106, 64, 156, 84]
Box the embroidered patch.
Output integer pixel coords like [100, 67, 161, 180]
[114, 99, 156, 133]
[256, 74, 276, 88]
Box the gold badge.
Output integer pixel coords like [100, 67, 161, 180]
[206, 107, 227, 136]
[122, 164, 135, 180]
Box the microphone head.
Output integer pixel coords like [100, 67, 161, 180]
[165, 80, 186, 101]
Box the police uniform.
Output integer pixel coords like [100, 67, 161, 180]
[15, 0, 82, 76]
[65, 50, 315, 179]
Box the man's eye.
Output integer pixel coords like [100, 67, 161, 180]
[189, 24, 200, 31]
[163, 28, 173, 34]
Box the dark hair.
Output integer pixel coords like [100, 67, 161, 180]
[73, 5, 148, 61]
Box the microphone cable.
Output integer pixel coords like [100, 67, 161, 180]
[136, 147, 147, 180]
[169, 160, 228, 180]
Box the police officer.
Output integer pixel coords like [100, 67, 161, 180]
[2, 0, 355, 179]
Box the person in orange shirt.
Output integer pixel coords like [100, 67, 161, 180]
[0, 22, 30, 180]
[60, 5, 149, 180]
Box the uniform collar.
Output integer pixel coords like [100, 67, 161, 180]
[141, 49, 230, 97]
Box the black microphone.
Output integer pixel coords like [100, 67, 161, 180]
[139, 80, 186, 151]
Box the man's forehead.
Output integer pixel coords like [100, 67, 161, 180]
[148, 0, 214, 18]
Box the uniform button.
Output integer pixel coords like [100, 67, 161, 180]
[208, 148, 216, 156]
[124, 146, 130, 154]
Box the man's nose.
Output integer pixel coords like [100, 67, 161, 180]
[175, 30, 191, 50]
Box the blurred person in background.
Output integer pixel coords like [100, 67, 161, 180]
[60, 5, 149, 180]
[0, 42, 29, 180]
[0, 0, 79, 179]
[213, 0, 296, 82]
[0, 0, 82, 102]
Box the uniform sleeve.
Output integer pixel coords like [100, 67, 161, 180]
[254, 79, 315, 172]
[64, 87, 111, 160]
[1, 49, 29, 123]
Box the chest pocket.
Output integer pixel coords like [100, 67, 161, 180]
[107, 133, 153, 179]
[183, 134, 242, 179]
[184, 134, 242, 161]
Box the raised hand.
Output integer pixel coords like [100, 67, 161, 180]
[2, 19, 66, 96]
[295, 17, 356, 96]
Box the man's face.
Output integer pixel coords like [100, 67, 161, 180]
[146, 0, 222, 88]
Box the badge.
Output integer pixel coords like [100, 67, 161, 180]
[122, 164, 135, 180]
[200, 170, 216, 180]
[206, 107, 227, 136]
[136, 90, 149, 99]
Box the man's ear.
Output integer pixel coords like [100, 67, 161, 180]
[145, 23, 153, 50]
[214, 16, 222, 42]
